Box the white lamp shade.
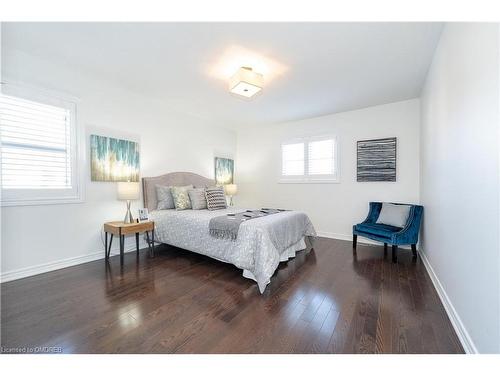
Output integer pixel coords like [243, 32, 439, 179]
[224, 184, 238, 196]
[117, 182, 140, 201]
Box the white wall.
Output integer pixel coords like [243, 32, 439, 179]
[235, 99, 420, 240]
[420, 23, 500, 353]
[0, 48, 236, 280]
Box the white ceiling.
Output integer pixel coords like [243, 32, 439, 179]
[2, 22, 443, 128]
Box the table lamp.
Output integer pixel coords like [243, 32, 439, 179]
[224, 184, 238, 206]
[117, 182, 140, 223]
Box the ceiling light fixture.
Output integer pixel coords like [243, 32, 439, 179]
[229, 67, 263, 98]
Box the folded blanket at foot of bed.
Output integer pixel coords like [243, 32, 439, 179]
[208, 208, 285, 240]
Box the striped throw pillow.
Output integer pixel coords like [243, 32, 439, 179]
[205, 186, 227, 210]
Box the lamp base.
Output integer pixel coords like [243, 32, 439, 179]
[123, 200, 134, 223]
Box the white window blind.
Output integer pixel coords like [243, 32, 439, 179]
[0, 83, 82, 206]
[281, 142, 304, 176]
[308, 139, 335, 175]
[1, 94, 72, 189]
[280, 136, 339, 183]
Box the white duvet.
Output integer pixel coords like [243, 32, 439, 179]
[149, 207, 317, 293]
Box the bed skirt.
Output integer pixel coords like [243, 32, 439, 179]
[242, 236, 308, 293]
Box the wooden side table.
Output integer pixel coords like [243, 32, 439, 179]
[103, 221, 155, 262]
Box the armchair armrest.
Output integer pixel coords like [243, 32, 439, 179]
[390, 205, 423, 245]
[361, 202, 382, 224]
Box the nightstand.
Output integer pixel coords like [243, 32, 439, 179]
[103, 220, 155, 262]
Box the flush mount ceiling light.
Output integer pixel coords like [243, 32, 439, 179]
[229, 67, 264, 98]
[209, 46, 288, 98]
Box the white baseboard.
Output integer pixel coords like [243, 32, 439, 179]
[0, 242, 146, 283]
[419, 250, 478, 354]
[316, 231, 412, 249]
[317, 231, 355, 242]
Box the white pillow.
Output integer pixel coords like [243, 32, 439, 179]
[376, 203, 411, 228]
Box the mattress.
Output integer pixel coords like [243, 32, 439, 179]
[149, 207, 317, 293]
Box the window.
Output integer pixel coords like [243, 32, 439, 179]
[0, 84, 83, 205]
[282, 142, 305, 176]
[280, 136, 339, 183]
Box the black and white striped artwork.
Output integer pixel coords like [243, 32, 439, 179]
[357, 137, 397, 182]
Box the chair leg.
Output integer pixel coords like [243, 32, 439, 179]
[352, 234, 357, 255]
[392, 245, 398, 263]
[384, 243, 388, 257]
[411, 244, 417, 258]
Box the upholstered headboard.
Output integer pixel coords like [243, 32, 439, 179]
[142, 172, 215, 211]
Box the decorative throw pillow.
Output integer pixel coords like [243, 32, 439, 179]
[171, 185, 194, 210]
[376, 203, 411, 228]
[205, 186, 227, 210]
[188, 188, 207, 210]
[156, 185, 174, 210]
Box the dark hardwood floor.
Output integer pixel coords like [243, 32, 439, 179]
[0, 237, 464, 354]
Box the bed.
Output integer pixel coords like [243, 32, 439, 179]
[142, 172, 317, 293]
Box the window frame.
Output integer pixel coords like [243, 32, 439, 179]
[279, 135, 340, 184]
[1, 82, 85, 206]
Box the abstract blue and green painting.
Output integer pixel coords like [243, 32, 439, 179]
[90, 135, 140, 182]
[215, 157, 234, 185]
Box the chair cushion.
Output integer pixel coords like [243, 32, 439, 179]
[355, 222, 402, 238]
[376, 203, 411, 227]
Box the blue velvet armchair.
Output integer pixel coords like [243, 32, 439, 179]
[352, 202, 423, 263]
